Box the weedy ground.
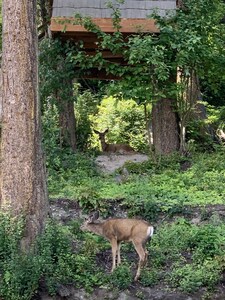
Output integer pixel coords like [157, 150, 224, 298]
[0, 150, 225, 300]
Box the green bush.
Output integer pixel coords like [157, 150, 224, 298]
[190, 225, 224, 262]
[0, 216, 106, 299]
[0, 213, 24, 265]
[140, 268, 160, 287]
[109, 264, 133, 290]
[149, 220, 225, 293]
[0, 254, 42, 300]
[169, 260, 222, 293]
[0, 213, 41, 300]
[38, 220, 104, 294]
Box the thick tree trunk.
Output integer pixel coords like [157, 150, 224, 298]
[0, 0, 48, 250]
[0, 69, 2, 142]
[152, 98, 180, 155]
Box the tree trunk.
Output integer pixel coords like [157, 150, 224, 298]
[152, 98, 180, 155]
[144, 103, 153, 146]
[0, 69, 2, 143]
[37, 0, 53, 39]
[59, 99, 77, 152]
[0, 0, 49, 250]
[57, 79, 77, 152]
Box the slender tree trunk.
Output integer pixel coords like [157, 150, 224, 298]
[144, 103, 152, 146]
[59, 99, 77, 152]
[152, 98, 180, 155]
[38, 0, 53, 39]
[0, 0, 49, 250]
[57, 79, 77, 152]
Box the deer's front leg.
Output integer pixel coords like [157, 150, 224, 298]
[117, 241, 121, 266]
[110, 238, 118, 272]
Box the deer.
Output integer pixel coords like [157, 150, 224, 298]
[93, 129, 134, 153]
[80, 211, 154, 281]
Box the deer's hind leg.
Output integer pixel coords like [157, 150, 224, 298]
[143, 240, 149, 266]
[132, 240, 146, 281]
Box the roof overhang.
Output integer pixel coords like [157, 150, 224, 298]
[50, 17, 160, 80]
[50, 17, 160, 35]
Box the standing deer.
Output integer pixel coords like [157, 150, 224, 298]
[94, 129, 134, 153]
[81, 211, 154, 281]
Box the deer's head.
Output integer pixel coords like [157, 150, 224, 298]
[80, 211, 100, 232]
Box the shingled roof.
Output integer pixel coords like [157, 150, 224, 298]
[52, 0, 176, 19]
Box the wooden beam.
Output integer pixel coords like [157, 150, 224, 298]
[50, 17, 160, 34]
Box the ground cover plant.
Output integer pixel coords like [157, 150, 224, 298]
[0, 179, 225, 300]
[0, 148, 225, 299]
[48, 150, 225, 213]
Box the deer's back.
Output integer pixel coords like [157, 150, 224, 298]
[102, 218, 151, 242]
[105, 144, 134, 153]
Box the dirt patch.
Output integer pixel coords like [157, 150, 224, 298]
[95, 153, 149, 173]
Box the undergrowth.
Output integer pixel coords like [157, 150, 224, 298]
[1, 213, 225, 299]
[1, 150, 224, 299]
[48, 150, 225, 213]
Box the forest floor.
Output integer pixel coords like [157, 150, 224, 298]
[36, 154, 225, 300]
[42, 198, 225, 300]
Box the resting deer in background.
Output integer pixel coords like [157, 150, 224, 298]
[94, 129, 134, 153]
[81, 211, 154, 281]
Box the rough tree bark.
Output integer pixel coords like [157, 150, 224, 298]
[37, 0, 53, 39]
[0, 0, 49, 250]
[57, 79, 77, 152]
[152, 98, 180, 155]
[58, 98, 77, 152]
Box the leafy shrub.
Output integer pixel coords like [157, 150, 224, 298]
[122, 152, 182, 176]
[0, 215, 106, 299]
[127, 199, 162, 222]
[0, 214, 41, 300]
[150, 220, 225, 293]
[42, 104, 61, 171]
[0, 213, 24, 265]
[190, 225, 224, 262]
[109, 264, 133, 290]
[0, 254, 42, 300]
[39, 221, 105, 294]
[48, 152, 99, 197]
[75, 89, 100, 151]
[140, 268, 160, 287]
[150, 219, 193, 267]
[169, 260, 222, 293]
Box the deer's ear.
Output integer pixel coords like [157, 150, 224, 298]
[92, 211, 100, 221]
[104, 129, 109, 134]
[95, 211, 100, 219]
[88, 211, 99, 222]
[93, 129, 99, 134]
